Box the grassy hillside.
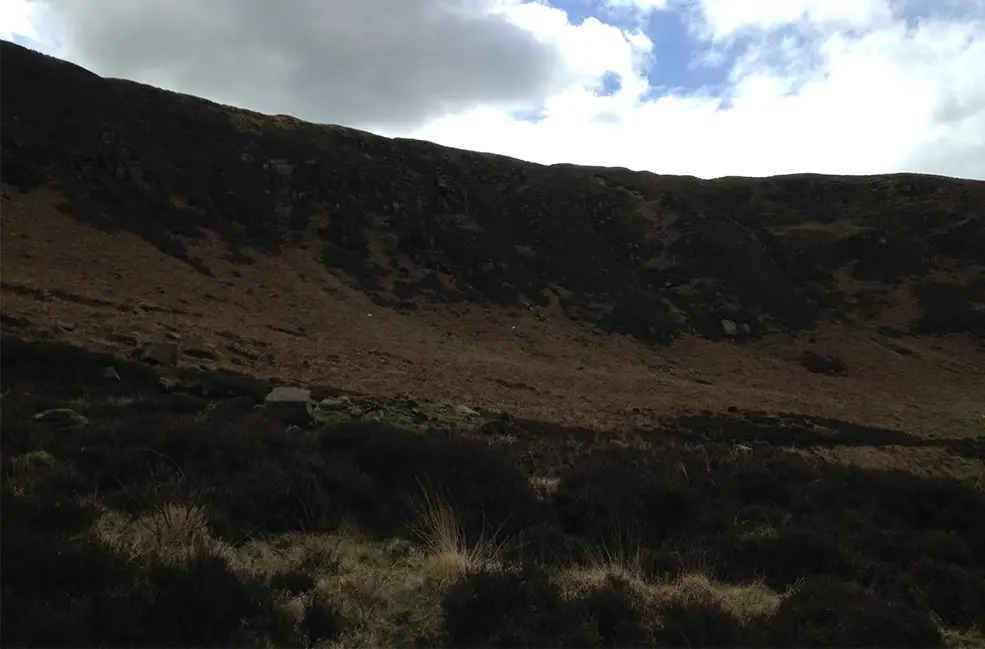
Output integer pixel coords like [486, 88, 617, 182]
[1, 39, 984, 647]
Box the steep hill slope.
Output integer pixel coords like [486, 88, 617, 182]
[2, 39, 984, 432]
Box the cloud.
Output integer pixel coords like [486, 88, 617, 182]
[10, 0, 578, 131]
[5, 0, 985, 179]
[694, 0, 894, 39]
[410, 1, 985, 179]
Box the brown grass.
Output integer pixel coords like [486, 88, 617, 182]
[4, 185, 984, 437]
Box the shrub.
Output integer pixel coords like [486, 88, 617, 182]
[768, 577, 944, 647]
[903, 559, 985, 629]
[578, 574, 651, 646]
[320, 422, 541, 540]
[552, 450, 696, 545]
[302, 589, 345, 646]
[141, 548, 273, 646]
[655, 598, 747, 648]
[441, 566, 593, 647]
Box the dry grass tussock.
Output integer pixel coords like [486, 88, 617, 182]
[408, 482, 506, 584]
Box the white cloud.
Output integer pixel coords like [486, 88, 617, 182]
[411, 1, 985, 178]
[4, 0, 985, 179]
[0, 0, 53, 42]
[695, 0, 893, 39]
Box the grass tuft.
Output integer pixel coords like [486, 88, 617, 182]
[409, 482, 505, 584]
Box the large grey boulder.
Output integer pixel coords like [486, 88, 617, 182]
[263, 386, 313, 425]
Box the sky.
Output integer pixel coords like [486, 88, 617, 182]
[3, 0, 984, 180]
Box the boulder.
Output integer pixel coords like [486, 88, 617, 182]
[263, 386, 313, 425]
[721, 319, 738, 338]
[738, 322, 752, 340]
[33, 408, 88, 431]
[802, 351, 847, 377]
[157, 377, 182, 393]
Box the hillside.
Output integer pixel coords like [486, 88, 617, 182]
[2, 39, 985, 647]
[3, 39, 985, 430]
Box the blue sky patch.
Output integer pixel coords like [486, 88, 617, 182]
[509, 106, 549, 124]
[546, 0, 735, 102]
[595, 69, 623, 96]
[11, 32, 41, 48]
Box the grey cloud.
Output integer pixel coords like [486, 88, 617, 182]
[38, 0, 574, 130]
[931, 92, 985, 125]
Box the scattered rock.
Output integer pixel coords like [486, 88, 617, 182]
[108, 332, 140, 346]
[311, 394, 481, 431]
[316, 396, 350, 409]
[184, 347, 220, 361]
[165, 331, 182, 341]
[32, 408, 88, 430]
[103, 365, 121, 381]
[454, 405, 480, 418]
[157, 376, 182, 393]
[475, 406, 510, 420]
[123, 298, 145, 315]
[263, 386, 313, 425]
[0, 312, 32, 330]
[57, 320, 76, 332]
[738, 323, 752, 339]
[140, 342, 180, 366]
[268, 324, 308, 338]
[227, 343, 261, 361]
[721, 319, 738, 338]
[802, 351, 848, 377]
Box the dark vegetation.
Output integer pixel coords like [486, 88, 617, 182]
[3, 39, 985, 346]
[3, 336, 984, 646]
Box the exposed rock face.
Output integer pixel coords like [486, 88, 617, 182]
[2, 40, 984, 345]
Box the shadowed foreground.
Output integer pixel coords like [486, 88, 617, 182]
[2, 337, 983, 648]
